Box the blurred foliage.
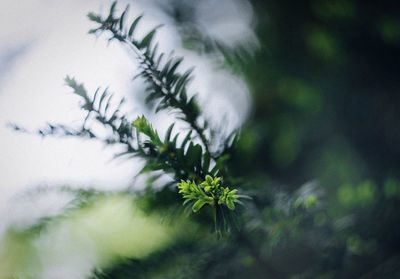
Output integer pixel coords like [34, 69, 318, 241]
[5, 0, 400, 278]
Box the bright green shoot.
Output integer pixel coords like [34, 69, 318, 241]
[178, 175, 240, 212]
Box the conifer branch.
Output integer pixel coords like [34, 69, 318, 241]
[87, 5, 212, 155]
[10, 2, 246, 235]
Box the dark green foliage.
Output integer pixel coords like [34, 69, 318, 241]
[89, 1, 400, 278]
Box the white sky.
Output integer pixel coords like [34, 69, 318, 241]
[0, 0, 137, 221]
[0, 0, 256, 277]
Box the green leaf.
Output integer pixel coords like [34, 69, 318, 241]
[160, 59, 172, 79]
[226, 199, 235, 210]
[103, 94, 113, 114]
[109, 1, 117, 17]
[164, 123, 175, 143]
[181, 131, 192, 150]
[172, 133, 179, 147]
[119, 6, 129, 31]
[180, 88, 187, 103]
[98, 90, 108, 111]
[155, 52, 164, 68]
[87, 13, 102, 23]
[149, 43, 159, 61]
[192, 200, 207, 212]
[205, 175, 213, 185]
[92, 88, 100, 102]
[168, 58, 183, 75]
[65, 76, 89, 101]
[128, 15, 142, 37]
[132, 115, 162, 145]
[187, 96, 200, 117]
[174, 68, 194, 96]
[140, 27, 160, 49]
[166, 58, 183, 84]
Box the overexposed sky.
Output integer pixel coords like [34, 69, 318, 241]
[0, 0, 136, 221]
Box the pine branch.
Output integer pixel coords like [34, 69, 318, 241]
[87, 4, 212, 155]
[9, 2, 246, 235]
[34, 76, 136, 153]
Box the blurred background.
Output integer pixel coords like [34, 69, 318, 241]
[1, 0, 400, 278]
